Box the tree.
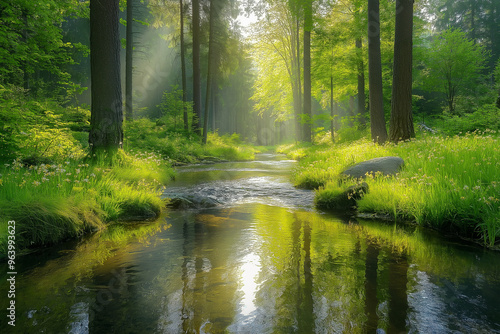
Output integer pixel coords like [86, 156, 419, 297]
[89, 0, 123, 154]
[203, 0, 219, 145]
[180, 0, 189, 131]
[302, 0, 313, 142]
[125, 0, 134, 121]
[192, 0, 202, 135]
[389, 0, 414, 142]
[368, 0, 387, 144]
[423, 28, 487, 114]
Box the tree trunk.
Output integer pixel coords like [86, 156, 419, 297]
[125, 0, 133, 122]
[89, 0, 123, 155]
[192, 0, 202, 135]
[368, 0, 388, 144]
[356, 38, 367, 127]
[180, 0, 189, 131]
[203, 0, 218, 145]
[303, 0, 312, 143]
[389, 0, 414, 143]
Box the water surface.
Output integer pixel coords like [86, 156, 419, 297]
[2, 154, 500, 333]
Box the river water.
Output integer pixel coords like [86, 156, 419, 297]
[2, 154, 500, 333]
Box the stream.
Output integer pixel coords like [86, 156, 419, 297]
[2, 153, 500, 333]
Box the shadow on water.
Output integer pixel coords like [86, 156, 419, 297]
[2, 154, 500, 333]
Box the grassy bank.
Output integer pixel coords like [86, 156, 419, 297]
[278, 131, 500, 247]
[0, 151, 171, 255]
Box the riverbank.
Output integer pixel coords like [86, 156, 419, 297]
[278, 131, 500, 247]
[0, 131, 257, 258]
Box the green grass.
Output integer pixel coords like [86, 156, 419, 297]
[0, 151, 171, 255]
[282, 131, 500, 247]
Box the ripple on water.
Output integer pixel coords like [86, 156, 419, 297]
[164, 176, 315, 210]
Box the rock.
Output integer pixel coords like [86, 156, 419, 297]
[341, 156, 404, 180]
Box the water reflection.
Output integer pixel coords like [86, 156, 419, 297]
[2, 205, 500, 333]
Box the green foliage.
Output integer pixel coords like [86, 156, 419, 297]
[419, 28, 488, 113]
[441, 104, 500, 134]
[0, 0, 88, 92]
[0, 85, 86, 162]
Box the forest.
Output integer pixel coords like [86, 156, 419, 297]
[1, 0, 500, 256]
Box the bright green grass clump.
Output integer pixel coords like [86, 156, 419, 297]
[0, 151, 171, 255]
[286, 131, 500, 246]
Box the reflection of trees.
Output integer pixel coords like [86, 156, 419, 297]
[388, 251, 409, 334]
[364, 239, 380, 333]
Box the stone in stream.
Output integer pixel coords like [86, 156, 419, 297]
[341, 156, 404, 180]
[166, 194, 222, 209]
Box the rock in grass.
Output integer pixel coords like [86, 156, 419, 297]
[341, 156, 404, 180]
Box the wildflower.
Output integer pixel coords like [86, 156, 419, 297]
[65, 161, 70, 165]
[66, 173, 72, 176]
[463, 185, 469, 190]
[76, 168, 81, 174]
[82, 178, 89, 183]
[90, 173, 96, 178]
[474, 186, 481, 190]
[64, 178, 71, 182]
[32, 181, 41, 187]
[42, 177, 49, 182]
[74, 180, 80, 184]
[57, 184, 62, 188]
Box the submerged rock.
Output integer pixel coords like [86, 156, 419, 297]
[341, 156, 404, 179]
[166, 194, 222, 209]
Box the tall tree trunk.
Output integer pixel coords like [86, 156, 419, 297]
[192, 0, 202, 135]
[89, 0, 123, 155]
[368, 0, 388, 144]
[291, 13, 302, 142]
[389, 0, 414, 143]
[125, 0, 133, 121]
[303, 0, 313, 142]
[180, 0, 189, 131]
[356, 38, 367, 127]
[203, 0, 218, 145]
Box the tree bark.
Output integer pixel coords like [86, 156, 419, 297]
[180, 0, 189, 131]
[303, 0, 312, 142]
[356, 38, 367, 127]
[125, 0, 133, 122]
[389, 0, 414, 143]
[368, 0, 387, 144]
[203, 0, 217, 145]
[89, 0, 123, 155]
[192, 0, 201, 135]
